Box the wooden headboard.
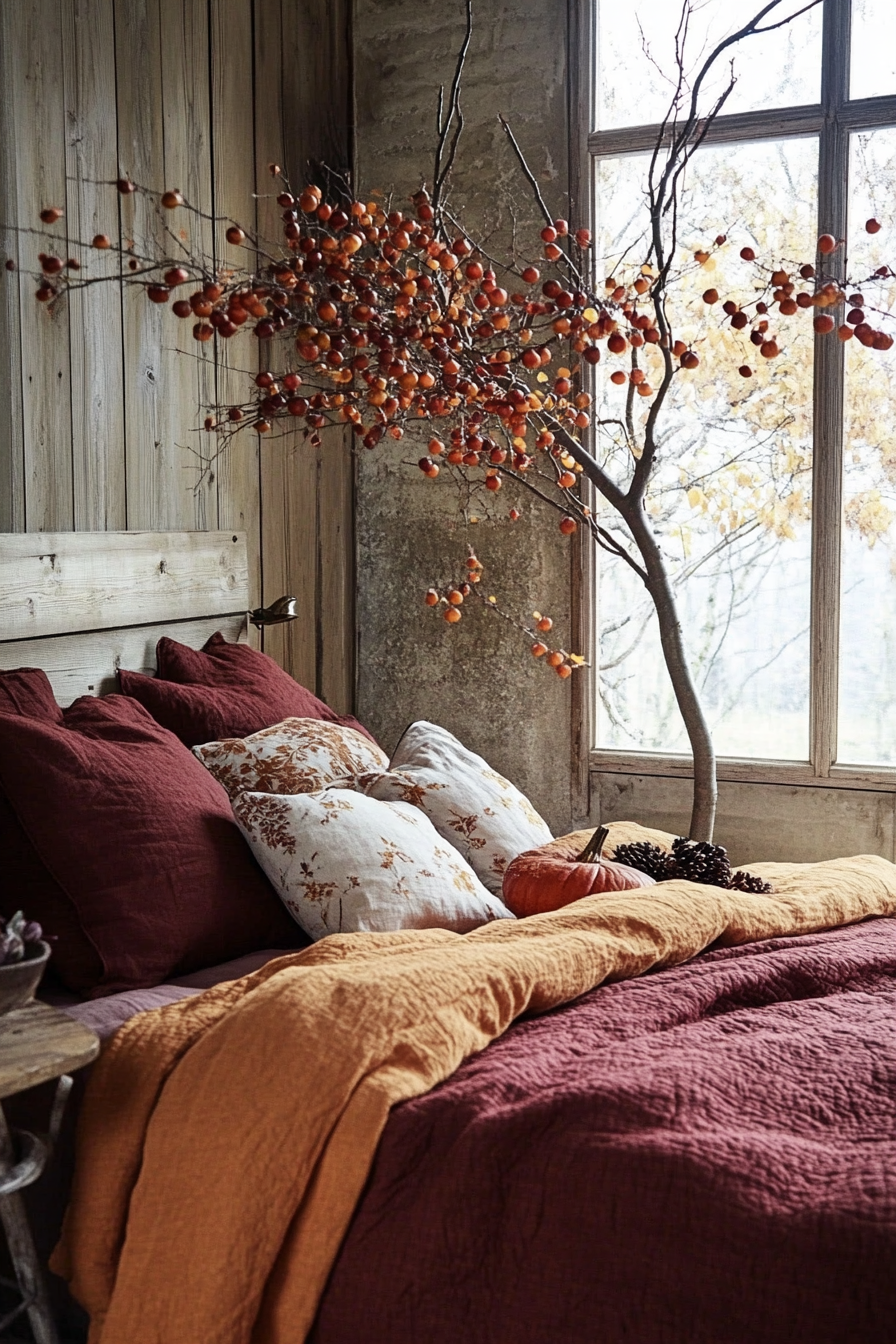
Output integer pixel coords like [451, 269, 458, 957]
[0, 531, 250, 703]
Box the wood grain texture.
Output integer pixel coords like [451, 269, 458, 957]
[0, 1001, 98, 1101]
[0, 2, 26, 533]
[15, 0, 74, 531]
[114, 0, 169, 530]
[0, 612, 248, 703]
[63, 0, 126, 531]
[159, 0, 217, 532]
[595, 768, 896, 865]
[0, 530, 248, 640]
[209, 0, 261, 642]
[1, 0, 354, 705]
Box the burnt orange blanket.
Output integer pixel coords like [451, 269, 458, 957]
[53, 823, 896, 1344]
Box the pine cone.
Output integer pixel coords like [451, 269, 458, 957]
[670, 837, 733, 887]
[615, 836, 772, 894]
[730, 869, 773, 894]
[612, 840, 674, 881]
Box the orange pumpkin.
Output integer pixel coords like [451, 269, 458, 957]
[502, 826, 656, 918]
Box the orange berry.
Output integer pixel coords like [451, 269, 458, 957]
[610, 370, 626, 385]
[739, 365, 753, 377]
[226, 225, 245, 245]
[702, 288, 719, 304]
[424, 589, 439, 606]
[531, 641, 548, 658]
[555, 663, 572, 678]
[444, 607, 461, 624]
[485, 474, 502, 491]
[558, 472, 576, 489]
[509, 508, 520, 521]
[559, 516, 577, 535]
[817, 233, 838, 254]
[814, 314, 835, 334]
[447, 589, 464, 606]
[536, 616, 553, 632]
[546, 650, 564, 667]
[161, 189, 184, 209]
[760, 340, 779, 358]
[866, 218, 881, 234]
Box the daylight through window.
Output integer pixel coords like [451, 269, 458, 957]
[590, 0, 896, 781]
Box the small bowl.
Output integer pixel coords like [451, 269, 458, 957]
[0, 941, 51, 1015]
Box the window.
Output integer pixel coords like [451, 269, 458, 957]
[587, 0, 896, 788]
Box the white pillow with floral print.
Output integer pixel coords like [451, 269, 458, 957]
[356, 721, 553, 896]
[232, 787, 514, 941]
[192, 717, 389, 799]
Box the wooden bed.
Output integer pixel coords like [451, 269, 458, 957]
[1, 530, 895, 1344]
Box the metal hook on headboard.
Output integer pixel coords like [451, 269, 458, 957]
[249, 595, 299, 628]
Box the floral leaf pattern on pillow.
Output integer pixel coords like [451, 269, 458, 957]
[356, 723, 553, 896]
[232, 787, 514, 941]
[239, 794, 300, 855]
[193, 717, 389, 800]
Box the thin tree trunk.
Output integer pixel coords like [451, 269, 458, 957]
[622, 503, 718, 841]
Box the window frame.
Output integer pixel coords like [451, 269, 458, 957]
[580, 0, 896, 798]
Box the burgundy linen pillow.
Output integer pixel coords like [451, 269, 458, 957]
[119, 633, 377, 748]
[0, 785, 104, 990]
[0, 667, 63, 721]
[0, 695, 305, 996]
[0, 670, 101, 986]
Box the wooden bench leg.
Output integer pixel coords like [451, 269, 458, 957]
[0, 1105, 60, 1344]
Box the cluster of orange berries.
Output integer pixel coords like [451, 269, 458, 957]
[529, 611, 576, 679]
[423, 560, 579, 677]
[19, 171, 711, 461]
[424, 554, 486, 625]
[700, 223, 894, 376]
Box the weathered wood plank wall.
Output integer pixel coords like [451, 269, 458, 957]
[0, 0, 355, 713]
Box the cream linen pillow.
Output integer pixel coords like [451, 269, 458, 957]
[232, 787, 514, 941]
[193, 717, 388, 799]
[357, 721, 553, 895]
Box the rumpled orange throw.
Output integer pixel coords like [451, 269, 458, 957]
[52, 822, 896, 1344]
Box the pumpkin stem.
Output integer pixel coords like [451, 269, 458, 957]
[576, 826, 609, 864]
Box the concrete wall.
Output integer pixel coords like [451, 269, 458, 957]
[353, 0, 576, 834]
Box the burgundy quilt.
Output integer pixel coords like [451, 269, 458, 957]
[311, 918, 896, 1344]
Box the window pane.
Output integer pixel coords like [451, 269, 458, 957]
[596, 0, 822, 132]
[838, 127, 896, 765]
[850, 0, 896, 102]
[594, 139, 817, 759]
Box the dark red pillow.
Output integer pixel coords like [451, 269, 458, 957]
[119, 632, 377, 748]
[0, 785, 104, 990]
[0, 667, 63, 722]
[0, 695, 305, 996]
[0, 670, 97, 983]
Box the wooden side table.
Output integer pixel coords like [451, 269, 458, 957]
[0, 1002, 99, 1344]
